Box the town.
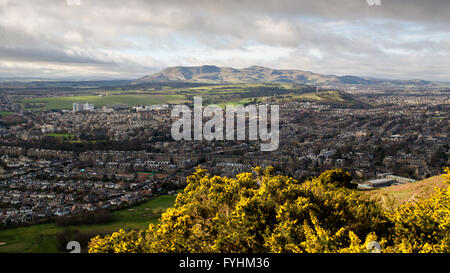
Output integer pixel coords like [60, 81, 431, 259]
[0, 84, 448, 227]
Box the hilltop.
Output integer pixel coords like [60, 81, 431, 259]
[134, 65, 437, 87]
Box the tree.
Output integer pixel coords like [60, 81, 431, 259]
[317, 169, 356, 189]
[430, 148, 447, 168]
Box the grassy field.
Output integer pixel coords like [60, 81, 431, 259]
[216, 98, 265, 108]
[276, 91, 360, 106]
[363, 175, 447, 210]
[18, 83, 317, 110]
[21, 94, 187, 110]
[18, 83, 361, 111]
[46, 133, 74, 141]
[0, 193, 179, 253]
[0, 112, 14, 116]
[296, 91, 347, 103]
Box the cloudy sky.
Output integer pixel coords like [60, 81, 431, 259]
[0, 0, 449, 81]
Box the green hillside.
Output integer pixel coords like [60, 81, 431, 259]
[0, 193, 178, 253]
[273, 90, 365, 107]
[134, 65, 437, 87]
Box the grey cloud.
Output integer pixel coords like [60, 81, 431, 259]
[0, 0, 449, 81]
[0, 46, 109, 64]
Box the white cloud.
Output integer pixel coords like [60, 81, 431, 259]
[0, 0, 449, 81]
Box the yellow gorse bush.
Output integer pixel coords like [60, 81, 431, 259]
[88, 167, 450, 253]
[384, 167, 450, 253]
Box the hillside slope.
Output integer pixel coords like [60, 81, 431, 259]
[364, 175, 447, 209]
[134, 65, 436, 87]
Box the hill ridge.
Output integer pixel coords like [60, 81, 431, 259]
[134, 65, 437, 87]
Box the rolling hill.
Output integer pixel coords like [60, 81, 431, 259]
[364, 175, 447, 210]
[134, 65, 436, 87]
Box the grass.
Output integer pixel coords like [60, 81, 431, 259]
[270, 90, 366, 107]
[19, 83, 358, 111]
[0, 192, 179, 253]
[19, 83, 314, 111]
[284, 91, 346, 103]
[216, 97, 265, 108]
[21, 94, 187, 110]
[46, 133, 74, 140]
[0, 112, 14, 116]
[297, 91, 346, 102]
[363, 175, 447, 210]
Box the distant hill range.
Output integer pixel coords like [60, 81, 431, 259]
[134, 65, 437, 87]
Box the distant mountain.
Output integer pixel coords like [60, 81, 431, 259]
[133, 65, 436, 87]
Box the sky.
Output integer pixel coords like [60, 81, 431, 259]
[0, 0, 450, 81]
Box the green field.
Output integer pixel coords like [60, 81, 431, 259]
[296, 91, 347, 103]
[0, 193, 179, 253]
[18, 83, 313, 111]
[21, 94, 187, 110]
[18, 83, 360, 111]
[46, 133, 74, 140]
[0, 112, 14, 116]
[275, 91, 359, 106]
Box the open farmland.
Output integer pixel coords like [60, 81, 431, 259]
[15, 83, 362, 111]
[20, 94, 188, 110]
